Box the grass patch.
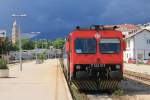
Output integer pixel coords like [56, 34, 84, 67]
[71, 87, 89, 100]
[113, 89, 124, 96]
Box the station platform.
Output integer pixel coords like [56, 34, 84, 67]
[0, 59, 72, 100]
[124, 63, 150, 75]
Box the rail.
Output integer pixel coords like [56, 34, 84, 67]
[124, 70, 150, 86]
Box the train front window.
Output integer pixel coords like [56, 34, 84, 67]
[99, 39, 120, 53]
[75, 39, 96, 54]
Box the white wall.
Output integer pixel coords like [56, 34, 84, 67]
[124, 38, 134, 62]
[124, 30, 150, 62]
[134, 30, 150, 60]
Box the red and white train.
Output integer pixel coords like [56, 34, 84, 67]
[63, 25, 126, 90]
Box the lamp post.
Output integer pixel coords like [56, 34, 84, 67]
[30, 32, 40, 63]
[12, 14, 27, 71]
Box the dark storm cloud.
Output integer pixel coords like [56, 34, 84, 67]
[99, 0, 150, 24]
[0, 0, 150, 36]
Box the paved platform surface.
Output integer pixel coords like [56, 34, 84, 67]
[124, 63, 150, 75]
[0, 59, 72, 100]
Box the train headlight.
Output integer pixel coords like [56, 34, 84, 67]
[116, 65, 120, 69]
[76, 65, 81, 70]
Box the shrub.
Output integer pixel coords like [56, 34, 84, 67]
[114, 89, 124, 96]
[0, 59, 8, 69]
[37, 53, 45, 63]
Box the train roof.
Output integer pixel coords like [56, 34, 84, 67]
[69, 25, 121, 34]
[66, 25, 124, 39]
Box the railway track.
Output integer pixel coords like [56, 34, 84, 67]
[59, 59, 150, 100]
[59, 61, 150, 100]
[124, 70, 150, 86]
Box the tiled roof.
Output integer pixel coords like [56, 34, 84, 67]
[117, 24, 140, 31]
[105, 24, 140, 31]
[126, 29, 150, 39]
[118, 24, 138, 29]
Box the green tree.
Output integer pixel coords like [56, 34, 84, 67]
[21, 38, 34, 50]
[36, 39, 53, 49]
[0, 37, 15, 54]
[47, 40, 53, 46]
[53, 38, 65, 49]
[36, 40, 43, 48]
[10, 43, 19, 51]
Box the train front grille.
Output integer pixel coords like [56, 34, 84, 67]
[72, 80, 120, 90]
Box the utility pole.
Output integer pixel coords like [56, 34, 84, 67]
[12, 14, 27, 71]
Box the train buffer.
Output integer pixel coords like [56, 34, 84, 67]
[0, 59, 72, 100]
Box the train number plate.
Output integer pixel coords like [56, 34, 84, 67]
[92, 64, 105, 67]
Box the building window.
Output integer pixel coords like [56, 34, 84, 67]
[147, 39, 150, 44]
[149, 53, 150, 57]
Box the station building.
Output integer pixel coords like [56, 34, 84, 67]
[124, 29, 150, 63]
